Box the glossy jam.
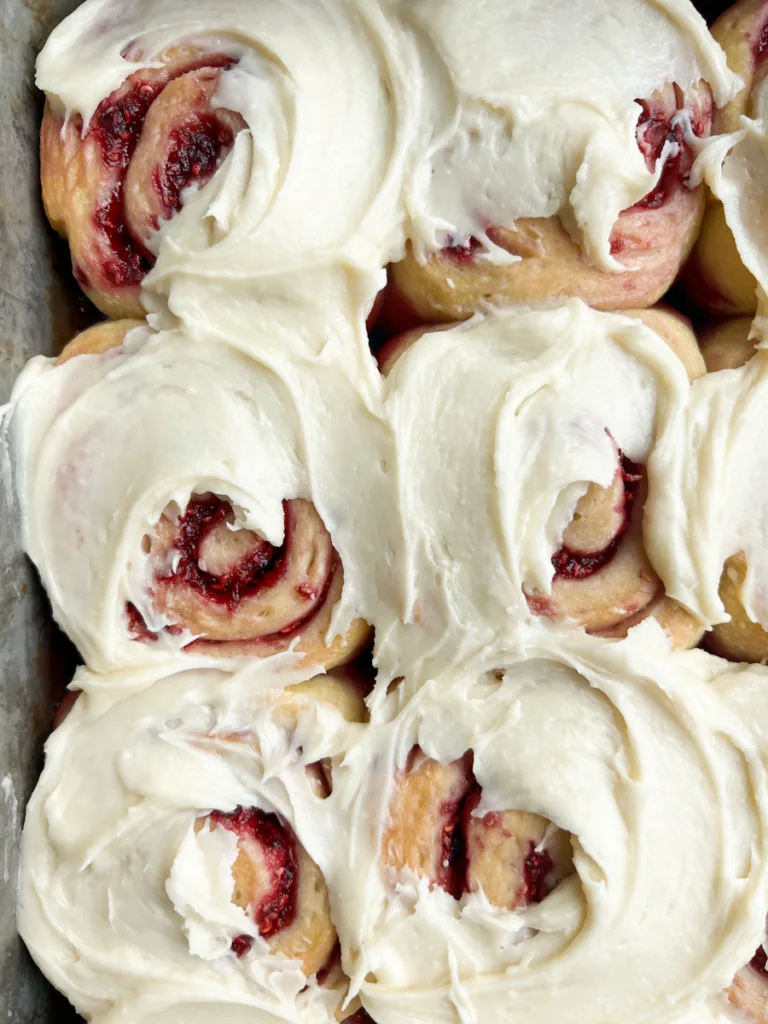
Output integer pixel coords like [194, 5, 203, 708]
[551, 454, 643, 580]
[210, 806, 299, 957]
[91, 81, 164, 170]
[87, 80, 165, 283]
[630, 93, 708, 212]
[443, 235, 484, 264]
[439, 791, 471, 899]
[125, 601, 158, 641]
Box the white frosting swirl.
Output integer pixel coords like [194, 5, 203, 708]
[336, 630, 768, 1024]
[710, 78, 768, 313]
[379, 302, 693, 682]
[3, 321, 400, 673]
[399, 0, 737, 268]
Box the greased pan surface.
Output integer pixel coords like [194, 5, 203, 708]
[0, 0, 736, 1021]
[1, 2, 87, 1021]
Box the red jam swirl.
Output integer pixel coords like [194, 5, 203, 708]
[209, 807, 299, 957]
[167, 494, 287, 608]
[631, 92, 708, 212]
[78, 55, 238, 290]
[154, 116, 235, 220]
[551, 454, 643, 581]
[409, 749, 560, 906]
[443, 235, 485, 264]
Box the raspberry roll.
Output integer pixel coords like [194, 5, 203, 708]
[5, 321, 373, 672]
[41, 45, 246, 319]
[685, 0, 768, 317]
[376, 303, 705, 678]
[35, 0, 406, 325]
[388, 0, 738, 323]
[334, 641, 768, 1024]
[18, 665, 369, 1023]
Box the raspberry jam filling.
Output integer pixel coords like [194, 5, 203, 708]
[755, 17, 768, 63]
[154, 116, 235, 221]
[522, 845, 555, 904]
[551, 454, 643, 581]
[209, 806, 299, 958]
[443, 235, 485, 264]
[439, 787, 472, 898]
[127, 496, 339, 646]
[630, 94, 707, 212]
[127, 496, 290, 641]
[412, 750, 561, 906]
[80, 54, 236, 290]
[168, 495, 286, 608]
[751, 944, 768, 979]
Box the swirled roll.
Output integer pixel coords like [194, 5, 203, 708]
[375, 301, 706, 681]
[41, 45, 246, 319]
[330, 631, 768, 1024]
[36, 0, 407, 321]
[389, 0, 738, 320]
[38, 0, 740, 333]
[18, 664, 369, 1024]
[3, 320, 380, 672]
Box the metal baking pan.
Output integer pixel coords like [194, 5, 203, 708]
[0, 0, 738, 1020]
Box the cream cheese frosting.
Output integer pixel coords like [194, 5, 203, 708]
[34, 0, 739, 323]
[397, 0, 738, 268]
[3, 320, 401, 674]
[339, 628, 768, 1024]
[378, 302, 696, 682]
[647, 345, 768, 630]
[710, 77, 768, 313]
[7, 1, 768, 1023]
[16, 659, 366, 1024]
[3, 301, 701, 684]
[16, 628, 768, 1024]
